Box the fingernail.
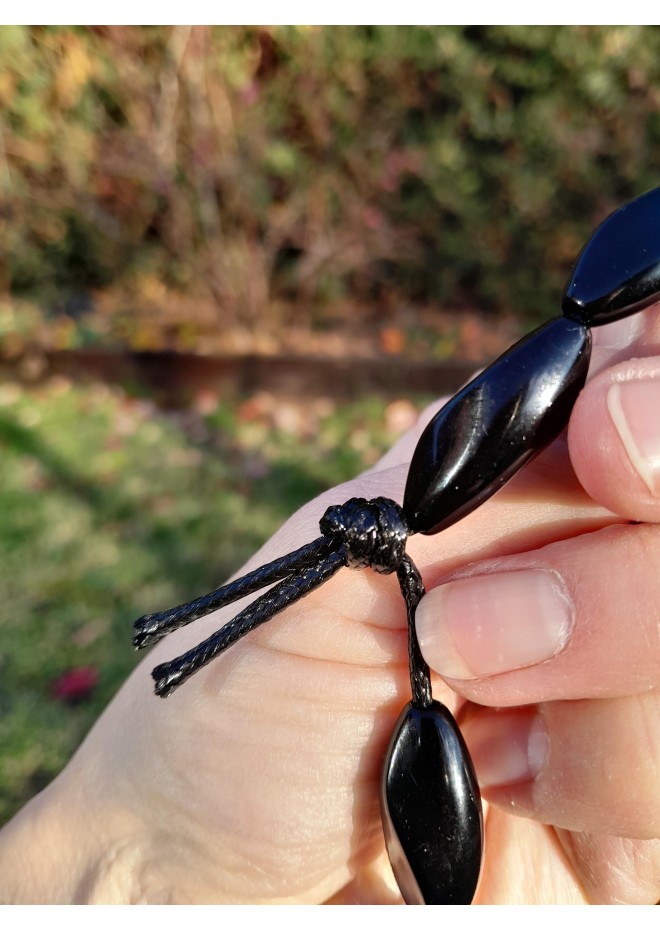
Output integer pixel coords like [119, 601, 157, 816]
[416, 569, 574, 679]
[607, 379, 660, 496]
[463, 709, 549, 788]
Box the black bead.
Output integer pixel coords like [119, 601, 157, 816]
[403, 316, 591, 536]
[380, 701, 483, 905]
[562, 186, 660, 326]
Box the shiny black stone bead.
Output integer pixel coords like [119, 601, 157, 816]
[562, 186, 660, 326]
[403, 316, 591, 536]
[380, 700, 483, 905]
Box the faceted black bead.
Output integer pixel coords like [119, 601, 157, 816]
[380, 701, 483, 905]
[562, 186, 660, 326]
[403, 316, 591, 536]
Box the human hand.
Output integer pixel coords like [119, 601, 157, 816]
[412, 309, 660, 904]
[1, 310, 658, 904]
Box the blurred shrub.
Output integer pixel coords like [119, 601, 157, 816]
[1, 25, 660, 327]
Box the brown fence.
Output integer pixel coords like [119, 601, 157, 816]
[1, 349, 479, 406]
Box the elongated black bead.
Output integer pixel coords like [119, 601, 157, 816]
[562, 186, 660, 326]
[404, 316, 591, 536]
[380, 701, 483, 905]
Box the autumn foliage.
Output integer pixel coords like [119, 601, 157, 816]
[2, 26, 660, 343]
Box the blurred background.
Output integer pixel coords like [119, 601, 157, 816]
[1, 25, 660, 825]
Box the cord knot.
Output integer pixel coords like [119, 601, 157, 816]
[320, 497, 409, 575]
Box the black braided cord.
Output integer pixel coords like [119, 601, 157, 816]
[151, 548, 345, 696]
[396, 556, 432, 709]
[133, 535, 337, 649]
[136, 496, 433, 707]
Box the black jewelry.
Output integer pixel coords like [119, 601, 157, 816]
[134, 186, 660, 905]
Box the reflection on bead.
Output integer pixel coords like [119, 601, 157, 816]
[404, 316, 591, 535]
[562, 186, 660, 326]
[380, 701, 483, 905]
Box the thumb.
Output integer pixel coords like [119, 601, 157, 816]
[568, 354, 660, 523]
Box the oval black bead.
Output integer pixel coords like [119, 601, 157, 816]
[403, 316, 591, 536]
[562, 186, 660, 326]
[380, 700, 483, 905]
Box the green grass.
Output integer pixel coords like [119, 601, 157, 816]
[0, 379, 422, 825]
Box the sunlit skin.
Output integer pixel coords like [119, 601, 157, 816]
[0, 310, 658, 904]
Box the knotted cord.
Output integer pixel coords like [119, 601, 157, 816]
[135, 496, 432, 706]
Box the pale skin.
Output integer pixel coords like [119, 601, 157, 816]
[0, 309, 659, 904]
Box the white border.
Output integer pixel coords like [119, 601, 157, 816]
[0, 12, 655, 27]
